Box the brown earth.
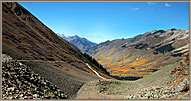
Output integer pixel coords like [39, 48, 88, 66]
[2, 2, 111, 98]
[2, 2, 189, 100]
[76, 54, 189, 99]
[88, 28, 189, 78]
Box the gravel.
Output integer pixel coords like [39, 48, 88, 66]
[2, 60, 68, 99]
[124, 55, 189, 100]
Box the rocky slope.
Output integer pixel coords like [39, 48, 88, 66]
[76, 54, 189, 99]
[2, 2, 189, 100]
[88, 29, 189, 78]
[2, 54, 67, 99]
[2, 2, 111, 99]
[57, 34, 97, 53]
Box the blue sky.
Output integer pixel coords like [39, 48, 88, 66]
[18, 2, 189, 43]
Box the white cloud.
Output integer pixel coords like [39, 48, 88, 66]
[130, 7, 140, 12]
[165, 3, 171, 7]
[147, 2, 156, 5]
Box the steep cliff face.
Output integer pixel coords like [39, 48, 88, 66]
[88, 29, 189, 78]
[2, 2, 111, 98]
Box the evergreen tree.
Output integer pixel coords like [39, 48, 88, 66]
[83, 53, 110, 75]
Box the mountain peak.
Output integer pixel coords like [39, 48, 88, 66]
[74, 35, 79, 37]
[2, 2, 110, 98]
[57, 34, 97, 53]
[57, 33, 66, 38]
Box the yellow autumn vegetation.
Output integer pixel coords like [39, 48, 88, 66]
[131, 59, 149, 66]
[94, 54, 160, 78]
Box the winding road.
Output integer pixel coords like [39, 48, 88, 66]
[86, 63, 107, 80]
[7, 59, 108, 80]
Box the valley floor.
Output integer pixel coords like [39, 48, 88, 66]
[76, 54, 190, 99]
[2, 54, 99, 99]
[2, 54, 189, 99]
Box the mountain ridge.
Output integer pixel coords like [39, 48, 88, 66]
[2, 2, 189, 99]
[88, 28, 189, 78]
[57, 33, 97, 53]
[2, 2, 111, 98]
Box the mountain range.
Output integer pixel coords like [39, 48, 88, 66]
[2, 2, 111, 99]
[2, 2, 189, 100]
[57, 33, 97, 53]
[88, 28, 189, 78]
